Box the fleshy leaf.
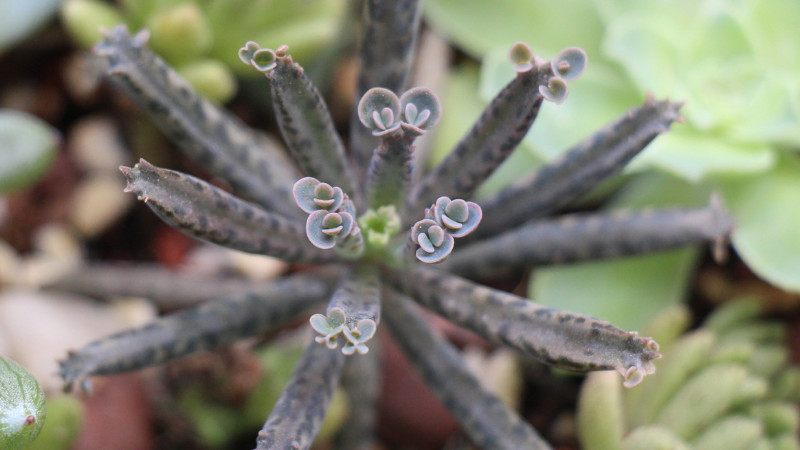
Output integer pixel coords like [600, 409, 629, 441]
[358, 88, 401, 136]
[251, 48, 278, 72]
[411, 219, 455, 263]
[551, 47, 587, 81]
[307, 211, 352, 250]
[293, 177, 345, 214]
[432, 197, 482, 238]
[539, 76, 569, 104]
[399, 87, 441, 134]
[0, 109, 58, 194]
[719, 155, 800, 292]
[509, 41, 534, 73]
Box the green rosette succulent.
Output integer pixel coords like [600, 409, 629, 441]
[578, 299, 800, 450]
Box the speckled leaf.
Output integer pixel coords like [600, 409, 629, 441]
[95, 26, 300, 217]
[382, 291, 550, 449]
[121, 159, 335, 264]
[255, 337, 346, 450]
[530, 173, 711, 331]
[59, 272, 335, 390]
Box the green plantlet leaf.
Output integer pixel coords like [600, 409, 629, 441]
[0, 356, 46, 450]
[621, 425, 690, 450]
[358, 206, 401, 249]
[342, 319, 377, 355]
[0, 109, 58, 194]
[1, 0, 62, 52]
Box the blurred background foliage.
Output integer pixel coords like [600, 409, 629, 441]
[425, 0, 800, 330]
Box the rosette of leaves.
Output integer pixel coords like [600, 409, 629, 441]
[578, 300, 800, 450]
[425, 0, 800, 331]
[53, 1, 735, 448]
[61, 0, 349, 102]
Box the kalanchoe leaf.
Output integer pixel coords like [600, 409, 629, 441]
[539, 76, 569, 104]
[60, 272, 334, 391]
[310, 307, 347, 349]
[399, 86, 441, 135]
[120, 159, 334, 264]
[358, 87, 402, 136]
[96, 26, 300, 218]
[382, 291, 550, 448]
[337, 350, 380, 448]
[444, 202, 734, 278]
[306, 211, 354, 250]
[342, 319, 378, 355]
[359, 205, 402, 248]
[251, 48, 278, 72]
[237, 41, 260, 65]
[509, 41, 535, 73]
[293, 177, 345, 213]
[383, 268, 662, 388]
[551, 47, 587, 81]
[321, 266, 381, 355]
[242, 42, 360, 202]
[256, 337, 346, 450]
[349, 0, 423, 182]
[411, 219, 455, 263]
[475, 97, 684, 238]
[432, 197, 482, 238]
[405, 41, 551, 219]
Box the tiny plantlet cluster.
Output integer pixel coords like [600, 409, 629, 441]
[53, 1, 734, 448]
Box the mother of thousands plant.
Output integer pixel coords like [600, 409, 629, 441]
[54, 1, 733, 448]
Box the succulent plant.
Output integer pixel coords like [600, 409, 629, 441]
[0, 356, 46, 450]
[61, 0, 350, 102]
[52, 1, 735, 448]
[578, 300, 800, 450]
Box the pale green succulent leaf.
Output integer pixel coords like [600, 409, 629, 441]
[0, 110, 58, 194]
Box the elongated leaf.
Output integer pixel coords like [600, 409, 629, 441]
[443, 201, 732, 278]
[366, 127, 417, 210]
[476, 97, 683, 237]
[335, 349, 380, 450]
[121, 159, 336, 264]
[257, 47, 360, 202]
[45, 262, 280, 310]
[406, 63, 548, 221]
[350, 0, 422, 183]
[383, 268, 661, 387]
[59, 272, 335, 390]
[383, 290, 551, 449]
[255, 337, 346, 450]
[95, 26, 300, 217]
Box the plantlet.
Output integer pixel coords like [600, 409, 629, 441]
[54, 1, 733, 447]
